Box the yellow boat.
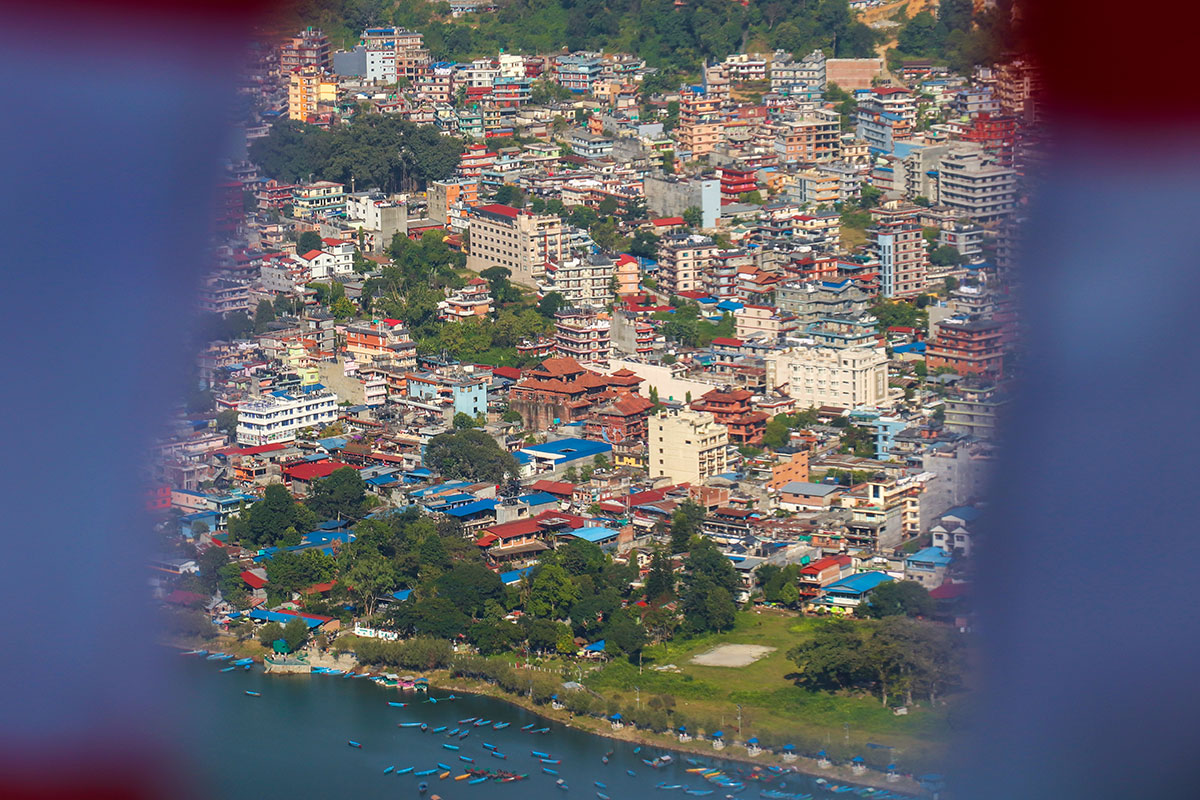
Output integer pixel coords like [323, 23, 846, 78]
[439, 771, 449, 779]
[686, 768, 707, 774]
[454, 773, 471, 781]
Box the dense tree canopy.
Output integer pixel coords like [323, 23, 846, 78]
[306, 467, 368, 521]
[249, 115, 462, 192]
[424, 429, 520, 483]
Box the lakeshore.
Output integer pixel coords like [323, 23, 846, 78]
[172, 635, 928, 797]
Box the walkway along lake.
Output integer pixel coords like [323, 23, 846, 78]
[177, 654, 922, 800]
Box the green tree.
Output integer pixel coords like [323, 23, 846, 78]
[306, 467, 367, 521]
[253, 299, 276, 333]
[930, 245, 963, 267]
[527, 563, 581, 619]
[330, 295, 356, 320]
[282, 616, 309, 652]
[605, 610, 648, 661]
[681, 206, 703, 228]
[861, 580, 935, 619]
[257, 621, 286, 649]
[434, 562, 504, 617]
[424, 430, 520, 483]
[297, 230, 323, 254]
[537, 291, 567, 319]
[342, 553, 395, 617]
[644, 551, 675, 601]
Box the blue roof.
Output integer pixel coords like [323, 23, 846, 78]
[825, 572, 894, 595]
[500, 566, 534, 585]
[392, 589, 412, 602]
[245, 609, 324, 628]
[440, 498, 498, 518]
[907, 547, 953, 567]
[559, 526, 619, 543]
[410, 481, 472, 498]
[518, 491, 560, 507]
[584, 639, 606, 652]
[715, 300, 743, 311]
[943, 505, 982, 522]
[520, 438, 611, 461]
[893, 342, 927, 354]
[317, 436, 348, 450]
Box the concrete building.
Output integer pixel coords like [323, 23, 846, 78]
[775, 279, 872, 323]
[554, 308, 612, 364]
[770, 49, 826, 98]
[465, 203, 566, 287]
[855, 87, 916, 153]
[287, 68, 337, 121]
[644, 175, 721, 229]
[867, 207, 929, 298]
[649, 407, 729, 485]
[292, 181, 346, 218]
[936, 151, 1018, 221]
[766, 315, 889, 409]
[656, 234, 718, 295]
[428, 179, 478, 229]
[280, 28, 332, 73]
[540, 254, 614, 309]
[773, 110, 841, 165]
[236, 387, 339, 445]
[437, 277, 492, 321]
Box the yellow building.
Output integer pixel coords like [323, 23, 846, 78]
[649, 408, 729, 485]
[288, 68, 338, 121]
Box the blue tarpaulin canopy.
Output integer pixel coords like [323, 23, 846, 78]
[712, 731, 723, 738]
[782, 744, 795, 751]
[747, 737, 759, 745]
[852, 756, 865, 763]
[610, 713, 622, 720]
[584, 639, 606, 652]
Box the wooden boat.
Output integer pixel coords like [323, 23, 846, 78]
[347, 741, 362, 748]
[459, 756, 474, 763]
[521, 723, 535, 731]
[384, 766, 394, 774]
[244, 691, 260, 697]
[493, 722, 510, 729]
[388, 701, 407, 708]
[454, 773, 471, 781]
[395, 767, 414, 775]
[442, 744, 459, 751]
[491, 752, 507, 759]
[399, 722, 422, 728]
[542, 768, 558, 776]
[439, 772, 450, 780]
[220, 666, 236, 672]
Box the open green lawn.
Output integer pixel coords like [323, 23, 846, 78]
[584, 609, 961, 772]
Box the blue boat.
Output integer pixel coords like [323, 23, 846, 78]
[491, 752, 507, 759]
[244, 691, 260, 697]
[414, 769, 436, 776]
[475, 719, 492, 727]
[598, 794, 611, 800]
[685, 791, 713, 797]
[395, 767, 413, 775]
[460, 717, 477, 725]
[431, 726, 447, 734]
[347, 741, 362, 748]
[483, 743, 496, 750]
[533, 728, 550, 734]
[384, 766, 395, 774]
[493, 722, 510, 729]
[470, 777, 488, 784]
[542, 768, 558, 776]
[436, 762, 452, 771]
[233, 657, 253, 666]
[388, 701, 407, 708]
[521, 723, 535, 731]
[325, 670, 344, 676]
[541, 758, 560, 765]
[220, 666, 236, 672]
[627, 770, 637, 777]
[531, 751, 551, 759]
[459, 756, 473, 763]
[399, 722, 422, 728]
[183, 649, 207, 656]
[442, 744, 459, 751]
[447, 728, 461, 737]
[458, 731, 470, 739]
[634, 747, 642, 754]
[243, 664, 251, 670]
[595, 781, 607, 789]
[419, 724, 427, 731]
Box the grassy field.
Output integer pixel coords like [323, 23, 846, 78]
[584, 609, 960, 772]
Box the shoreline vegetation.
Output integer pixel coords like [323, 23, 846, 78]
[170, 634, 929, 796]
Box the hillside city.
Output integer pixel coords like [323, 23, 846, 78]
[157, 1, 1031, 776]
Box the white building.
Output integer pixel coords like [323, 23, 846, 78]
[766, 317, 890, 409]
[649, 407, 729, 485]
[294, 238, 355, 280]
[236, 387, 339, 446]
[540, 254, 614, 309]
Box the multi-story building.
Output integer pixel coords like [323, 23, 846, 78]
[584, 392, 656, 445]
[294, 237, 355, 280]
[676, 87, 724, 159]
[939, 223, 985, 260]
[994, 58, 1041, 123]
[961, 113, 1017, 168]
[690, 388, 768, 446]
[554, 53, 604, 93]
[775, 279, 872, 323]
[198, 278, 251, 316]
[734, 304, 799, 343]
[867, 207, 928, 298]
[465, 203, 566, 287]
[649, 407, 729, 485]
[943, 378, 1008, 440]
[765, 316, 890, 410]
[840, 471, 931, 551]
[457, 143, 495, 178]
[856, 87, 916, 153]
[723, 52, 768, 82]
[236, 386, 339, 446]
[656, 234, 718, 295]
[554, 307, 612, 364]
[936, 151, 1018, 222]
[773, 110, 841, 165]
[719, 166, 759, 203]
[287, 68, 337, 121]
[769, 49, 826, 98]
[540, 254, 614, 309]
[925, 317, 1005, 377]
[280, 28, 332, 73]
[643, 175, 721, 229]
[292, 181, 346, 218]
[344, 319, 418, 368]
[438, 277, 493, 321]
[428, 179, 479, 228]
[703, 249, 754, 300]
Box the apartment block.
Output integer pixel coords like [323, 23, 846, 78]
[236, 387, 339, 446]
[465, 203, 566, 287]
[649, 408, 729, 485]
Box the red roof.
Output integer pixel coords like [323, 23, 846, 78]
[216, 443, 287, 457]
[492, 366, 521, 380]
[651, 217, 685, 227]
[676, 290, 707, 300]
[240, 570, 268, 589]
[165, 589, 208, 607]
[711, 337, 743, 347]
[299, 249, 323, 260]
[929, 581, 969, 600]
[283, 460, 357, 481]
[530, 479, 576, 497]
[477, 203, 520, 218]
[301, 580, 337, 595]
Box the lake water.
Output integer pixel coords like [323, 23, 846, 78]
[177, 655, 907, 800]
